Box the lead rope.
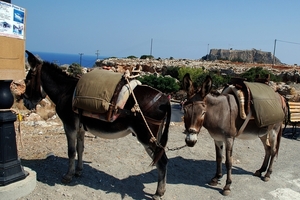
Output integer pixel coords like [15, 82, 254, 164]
[124, 72, 187, 151]
[124, 75, 164, 149]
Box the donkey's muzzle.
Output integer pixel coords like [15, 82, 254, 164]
[185, 133, 198, 147]
[23, 98, 36, 110]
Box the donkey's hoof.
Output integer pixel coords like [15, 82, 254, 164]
[253, 170, 261, 177]
[152, 194, 162, 200]
[263, 176, 270, 182]
[61, 175, 72, 184]
[75, 169, 83, 177]
[223, 189, 231, 196]
[209, 178, 218, 186]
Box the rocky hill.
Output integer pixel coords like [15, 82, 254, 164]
[208, 48, 281, 64]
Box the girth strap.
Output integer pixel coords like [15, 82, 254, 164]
[145, 116, 165, 126]
[236, 110, 252, 137]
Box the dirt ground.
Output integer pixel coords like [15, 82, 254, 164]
[12, 102, 300, 200]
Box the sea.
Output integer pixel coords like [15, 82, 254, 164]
[29, 51, 108, 68]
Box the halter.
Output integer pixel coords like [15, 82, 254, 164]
[24, 63, 47, 100]
[183, 100, 206, 133]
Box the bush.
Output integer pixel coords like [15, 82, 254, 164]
[68, 63, 83, 78]
[140, 55, 154, 59]
[177, 67, 231, 90]
[178, 67, 206, 88]
[127, 55, 137, 59]
[241, 67, 281, 82]
[137, 75, 180, 94]
[162, 66, 180, 79]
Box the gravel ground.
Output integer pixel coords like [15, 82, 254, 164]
[13, 108, 300, 200]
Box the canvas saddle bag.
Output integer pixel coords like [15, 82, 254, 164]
[72, 69, 141, 122]
[222, 78, 285, 127]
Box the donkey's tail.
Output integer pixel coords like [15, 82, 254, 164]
[276, 125, 283, 157]
[151, 100, 171, 166]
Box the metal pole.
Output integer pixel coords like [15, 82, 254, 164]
[207, 44, 209, 55]
[273, 39, 277, 65]
[150, 38, 153, 56]
[79, 53, 83, 66]
[95, 50, 99, 59]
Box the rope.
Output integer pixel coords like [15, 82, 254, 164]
[124, 75, 164, 148]
[124, 72, 187, 151]
[167, 144, 187, 151]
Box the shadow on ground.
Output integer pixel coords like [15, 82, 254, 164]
[21, 155, 253, 199]
[283, 127, 300, 140]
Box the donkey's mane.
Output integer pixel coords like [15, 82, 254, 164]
[206, 93, 228, 105]
[42, 61, 79, 82]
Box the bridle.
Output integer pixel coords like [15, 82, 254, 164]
[183, 100, 206, 134]
[24, 63, 47, 100]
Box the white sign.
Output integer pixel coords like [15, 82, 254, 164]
[0, 2, 25, 39]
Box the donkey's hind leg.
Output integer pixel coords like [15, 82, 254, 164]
[254, 133, 271, 178]
[75, 128, 85, 177]
[255, 125, 281, 181]
[61, 125, 78, 184]
[263, 125, 282, 181]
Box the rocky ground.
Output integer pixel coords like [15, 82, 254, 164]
[6, 99, 300, 200]
[6, 65, 300, 199]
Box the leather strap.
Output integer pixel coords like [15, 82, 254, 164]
[236, 109, 252, 137]
[143, 92, 163, 112]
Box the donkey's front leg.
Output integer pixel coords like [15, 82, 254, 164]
[144, 146, 168, 200]
[222, 138, 234, 196]
[153, 151, 168, 200]
[61, 129, 77, 184]
[210, 141, 223, 186]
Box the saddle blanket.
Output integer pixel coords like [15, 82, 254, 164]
[244, 81, 285, 127]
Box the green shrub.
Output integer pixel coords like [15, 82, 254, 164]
[178, 67, 206, 88]
[140, 55, 154, 59]
[127, 55, 137, 59]
[241, 67, 281, 82]
[178, 67, 230, 90]
[137, 75, 180, 93]
[68, 63, 83, 77]
[162, 66, 180, 79]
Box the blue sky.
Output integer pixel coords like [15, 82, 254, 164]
[13, 0, 300, 65]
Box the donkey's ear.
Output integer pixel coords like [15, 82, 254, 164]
[201, 75, 212, 97]
[26, 50, 41, 69]
[182, 73, 195, 98]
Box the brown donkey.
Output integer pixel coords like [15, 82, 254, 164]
[23, 50, 171, 200]
[182, 73, 287, 196]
